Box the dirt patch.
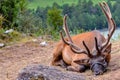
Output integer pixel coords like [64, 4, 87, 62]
[0, 39, 120, 80]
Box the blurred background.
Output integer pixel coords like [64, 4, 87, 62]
[0, 0, 120, 43]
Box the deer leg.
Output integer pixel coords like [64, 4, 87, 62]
[66, 62, 87, 72]
[50, 53, 68, 68]
[66, 65, 86, 72]
[54, 59, 67, 68]
[50, 55, 67, 67]
[59, 59, 68, 68]
[50, 52, 61, 65]
[50, 42, 67, 68]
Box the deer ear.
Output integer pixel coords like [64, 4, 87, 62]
[104, 43, 112, 53]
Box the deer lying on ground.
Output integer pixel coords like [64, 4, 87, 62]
[50, 2, 116, 75]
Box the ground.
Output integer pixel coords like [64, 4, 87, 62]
[0, 38, 120, 80]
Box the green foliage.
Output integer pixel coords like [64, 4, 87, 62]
[16, 10, 43, 34]
[27, 0, 78, 9]
[47, 7, 63, 38]
[30, 0, 120, 39]
[1, 0, 120, 41]
[0, 0, 27, 28]
[0, 28, 5, 35]
[0, 14, 7, 28]
[0, 28, 6, 42]
[8, 30, 22, 41]
[47, 7, 63, 33]
[0, 28, 22, 43]
[73, 28, 85, 34]
[27, 0, 109, 9]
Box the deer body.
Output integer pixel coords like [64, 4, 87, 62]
[51, 30, 111, 71]
[51, 2, 115, 75]
[62, 30, 105, 63]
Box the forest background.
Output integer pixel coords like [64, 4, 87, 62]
[0, 0, 120, 41]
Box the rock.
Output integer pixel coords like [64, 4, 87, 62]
[32, 39, 38, 42]
[0, 43, 5, 48]
[17, 64, 85, 80]
[40, 41, 47, 47]
[4, 29, 13, 34]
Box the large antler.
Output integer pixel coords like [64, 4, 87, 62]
[60, 15, 92, 57]
[99, 2, 116, 51]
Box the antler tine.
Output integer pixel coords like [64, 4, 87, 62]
[60, 30, 86, 54]
[94, 37, 101, 55]
[103, 2, 112, 19]
[60, 31, 70, 45]
[82, 41, 92, 58]
[60, 15, 91, 54]
[63, 14, 73, 43]
[60, 31, 77, 48]
[99, 2, 112, 31]
[60, 31, 91, 56]
[62, 15, 81, 50]
[99, 2, 116, 51]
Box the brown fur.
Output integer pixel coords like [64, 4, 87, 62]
[50, 30, 111, 72]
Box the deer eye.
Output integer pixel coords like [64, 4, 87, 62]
[101, 57, 104, 60]
[100, 57, 104, 61]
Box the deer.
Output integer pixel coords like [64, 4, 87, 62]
[50, 2, 116, 75]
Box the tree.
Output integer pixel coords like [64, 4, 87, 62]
[52, 2, 61, 9]
[16, 9, 43, 33]
[47, 7, 63, 31]
[113, 2, 120, 27]
[0, 0, 27, 28]
[62, 4, 74, 18]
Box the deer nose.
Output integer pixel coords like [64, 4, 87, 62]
[94, 71, 100, 75]
[94, 70, 103, 75]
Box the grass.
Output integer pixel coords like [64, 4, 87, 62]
[27, 0, 78, 9]
[27, 0, 109, 9]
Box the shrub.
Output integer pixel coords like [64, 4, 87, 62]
[0, 28, 22, 43]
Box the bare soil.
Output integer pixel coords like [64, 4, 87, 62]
[0, 38, 120, 80]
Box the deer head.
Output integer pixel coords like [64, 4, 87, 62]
[60, 2, 116, 75]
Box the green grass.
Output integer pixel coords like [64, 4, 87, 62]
[27, 0, 110, 9]
[27, 0, 116, 10]
[92, 0, 107, 4]
[27, 0, 78, 9]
